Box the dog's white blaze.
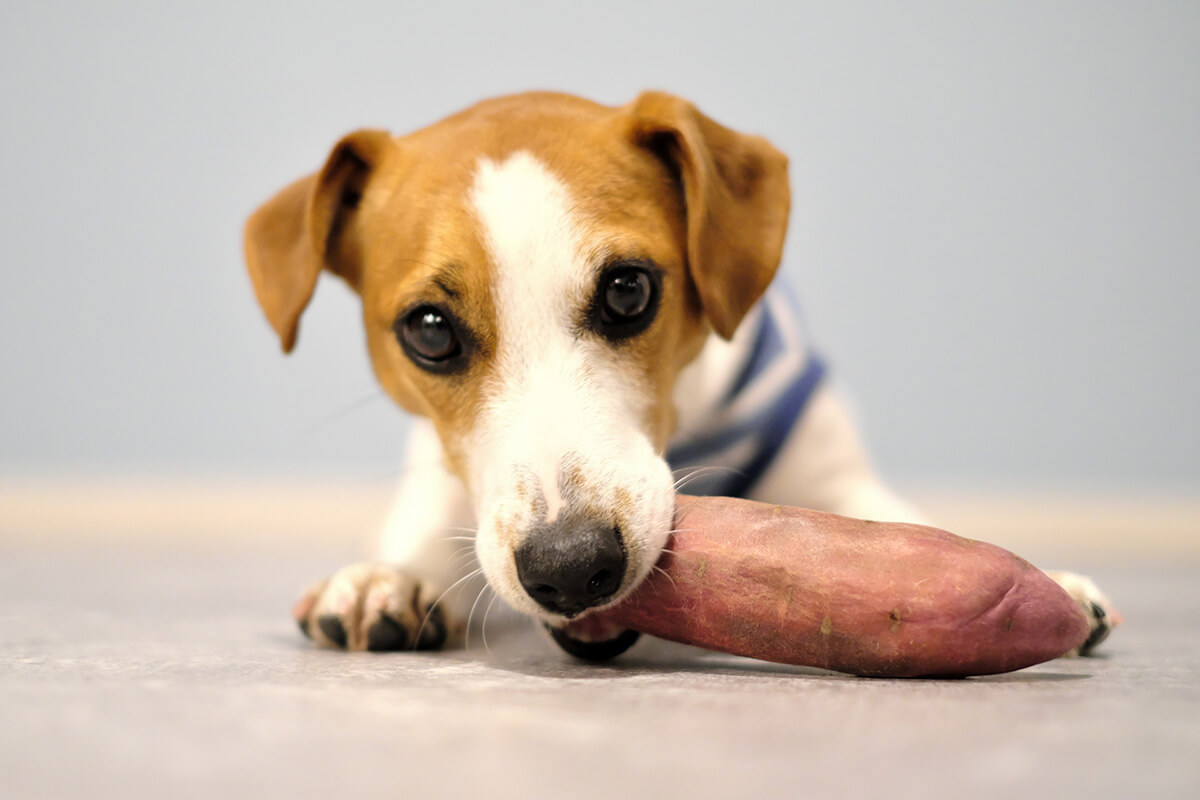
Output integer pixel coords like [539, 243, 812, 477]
[469, 151, 604, 510]
[467, 151, 674, 617]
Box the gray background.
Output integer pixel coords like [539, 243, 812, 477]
[1, 1, 1197, 491]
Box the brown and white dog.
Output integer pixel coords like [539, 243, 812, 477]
[244, 91, 1114, 658]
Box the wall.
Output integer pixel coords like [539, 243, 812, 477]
[1, 1, 1196, 492]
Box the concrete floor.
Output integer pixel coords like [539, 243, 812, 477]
[2, 534, 1198, 800]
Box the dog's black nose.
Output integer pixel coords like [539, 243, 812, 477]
[515, 520, 626, 617]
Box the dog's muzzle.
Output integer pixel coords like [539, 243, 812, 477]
[514, 516, 626, 618]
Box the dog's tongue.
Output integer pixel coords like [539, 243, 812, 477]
[561, 610, 630, 643]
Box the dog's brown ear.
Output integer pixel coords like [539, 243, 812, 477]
[243, 129, 392, 353]
[627, 92, 790, 340]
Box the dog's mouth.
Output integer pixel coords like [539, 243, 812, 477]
[543, 574, 648, 660]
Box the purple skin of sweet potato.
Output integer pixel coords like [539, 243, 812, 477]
[578, 495, 1091, 678]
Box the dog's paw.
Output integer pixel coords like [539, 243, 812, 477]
[292, 563, 453, 652]
[1045, 570, 1122, 656]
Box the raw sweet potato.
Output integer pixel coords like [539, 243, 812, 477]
[572, 495, 1090, 677]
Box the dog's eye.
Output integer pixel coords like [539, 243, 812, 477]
[604, 270, 652, 319]
[395, 306, 465, 371]
[592, 263, 660, 341]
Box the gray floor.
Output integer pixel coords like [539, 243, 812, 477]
[2, 538, 1198, 800]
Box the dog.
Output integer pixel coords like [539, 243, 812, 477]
[244, 90, 1115, 659]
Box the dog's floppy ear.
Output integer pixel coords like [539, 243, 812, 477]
[627, 91, 790, 340]
[243, 129, 391, 353]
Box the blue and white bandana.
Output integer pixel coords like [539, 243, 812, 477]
[665, 284, 826, 499]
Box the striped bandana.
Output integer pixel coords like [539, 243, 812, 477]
[666, 285, 826, 499]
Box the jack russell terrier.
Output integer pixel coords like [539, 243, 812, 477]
[244, 90, 1115, 660]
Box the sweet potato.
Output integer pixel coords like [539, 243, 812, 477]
[572, 495, 1090, 677]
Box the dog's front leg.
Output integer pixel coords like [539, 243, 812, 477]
[292, 421, 480, 652]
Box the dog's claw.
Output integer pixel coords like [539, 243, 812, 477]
[1078, 601, 1113, 656]
[317, 615, 348, 648]
[366, 615, 408, 651]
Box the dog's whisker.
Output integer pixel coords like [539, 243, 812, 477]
[444, 552, 477, 571]
[673, 464, 724, 481]
[651, 563, 679, 591]
[443, 543, 474, 560]
[672, 465, 744, 492]
[445, 557, 475, 576]
[433, 533, 480, 573]
[444, 549, 479, 574]
[672, 463, 740, 481]
[464, 580, 491, 650]
[670, 467, 699, 490]
[481, 592, 500, 657]
[672, 467, 710, 492]
[412, 568, 482, 651]
[673, 474, 708, 492]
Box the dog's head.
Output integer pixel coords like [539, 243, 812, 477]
[244, 91, 789, 621]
